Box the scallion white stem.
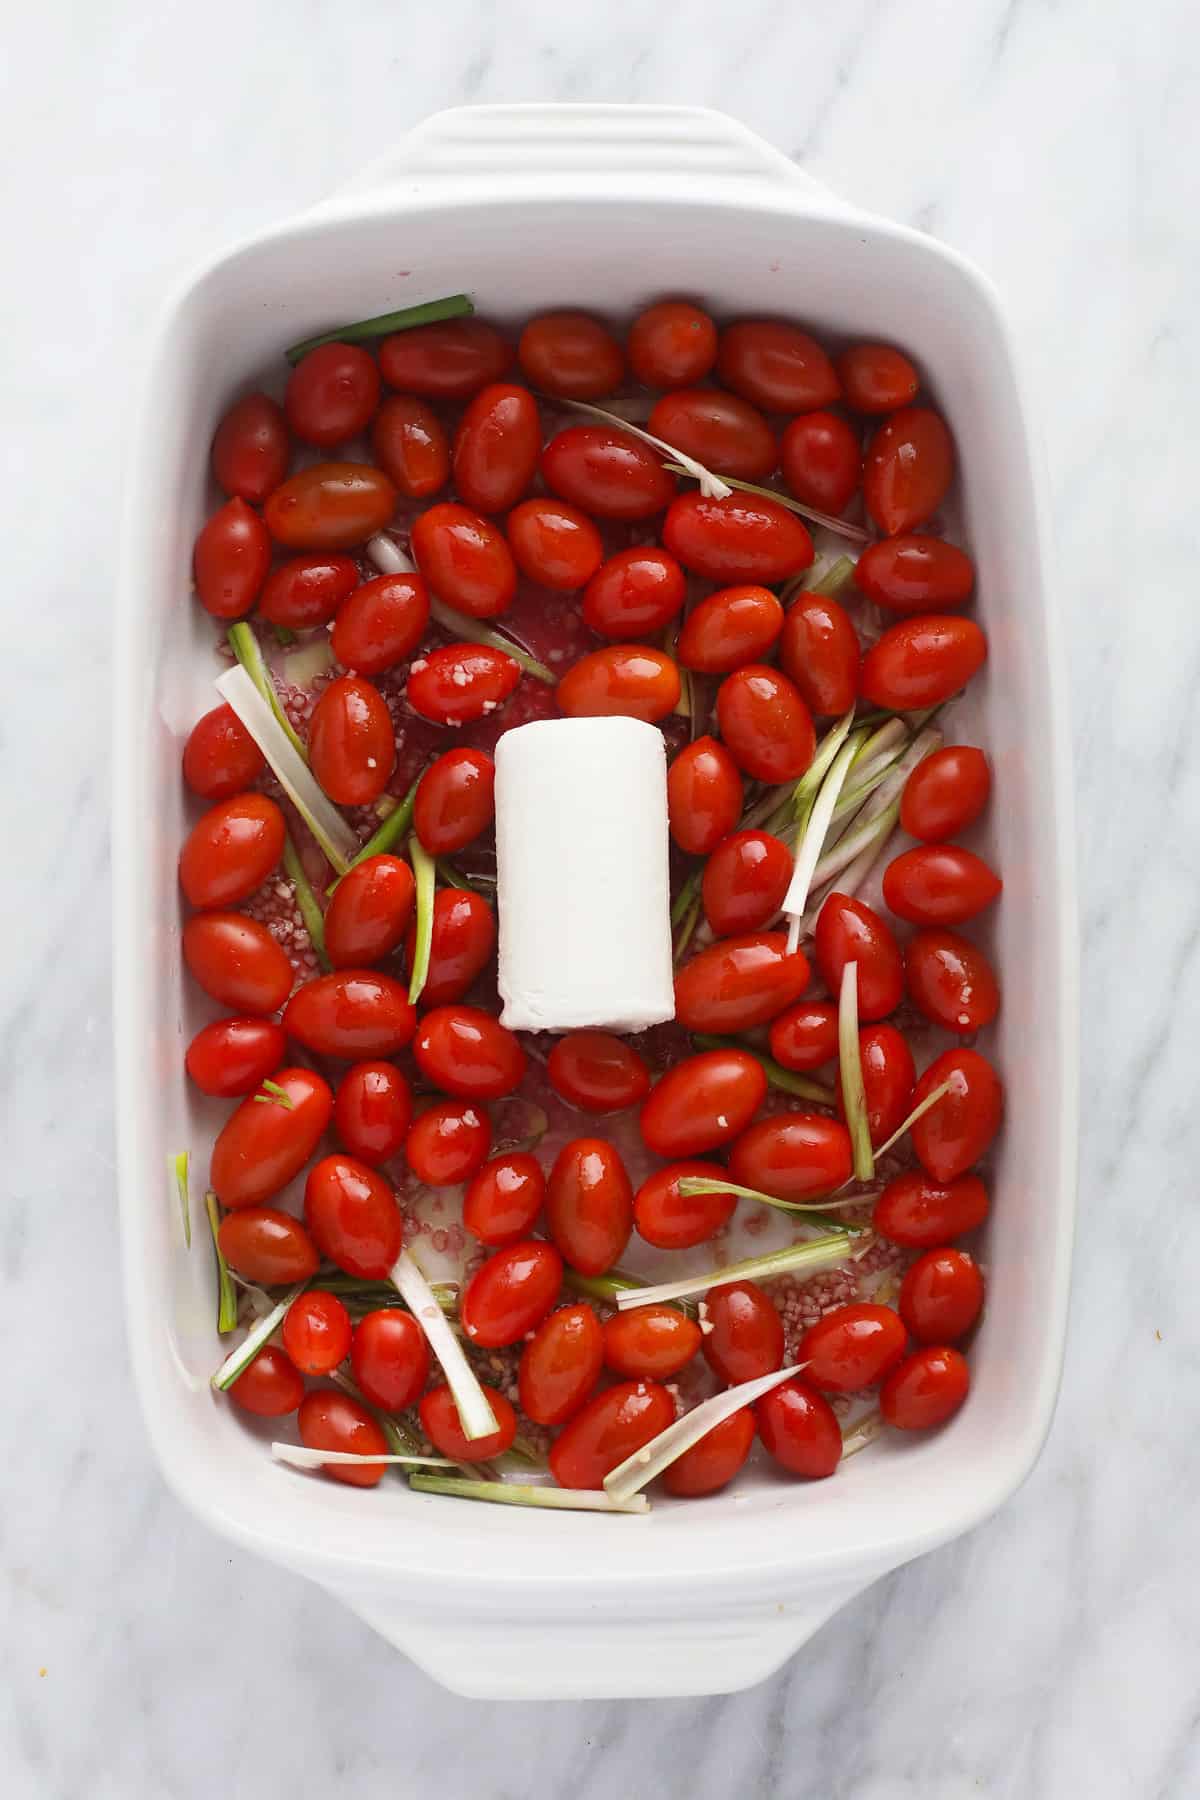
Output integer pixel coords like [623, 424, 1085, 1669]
[216, 665, 358, 874]
[227, 621, 308, 760]
[205, 1190, 239, 1335]
[841, 1409, 883, 1458]
[170, 1149, 191, 1248]
[271, 1444, 456, 1471]
[552, 399, 732, 499]
[366, 534, 555, 683]
[388, 1251, 499, 1441]
[604, 1363, 806, 1503]
[839, 963, 874, 1181]
[211, 1280, 308, 1390]
[614, 1232, 858, 1310]
[410, 1474, 650, 1513]
[783, 729, 864, 952]
[676, 1177, 856, 1234]
[810, 726, 944, 895]
[407, 836, 436, 1005]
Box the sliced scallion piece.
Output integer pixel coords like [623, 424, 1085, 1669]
[285, 292, 473, 364]
[271, 1444, 456, 1471]
[783, 727, 864, 951]
[614, 1231, 859, 1310]
[408, 1474, 649, 1514]
[388, 1250, 499, 1441]
[227, 621, 308, 760]
[604, 1363, 806, 1504]
[204, 1191, 239, 1335]
[212, 1280, 309, 1391]
[838, 962, 874, 1182]
[216, 665, 357, 874]
[282, 832, 331, 972]
[407, 836, 436, 1005]
[872, 1076, 958, 1161]
[170, 1149, 191, 1248]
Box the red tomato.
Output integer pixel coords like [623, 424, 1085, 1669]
[582, 547, 687, 638]
[647, 389, 776, 479]
[716, 665, 815, 782]
[464, 1152, 546, 1247]
[460, 1240, 563, 1347]
[333, 1061, 413, 1166]
[717, 321, 840, 412]
[217, 1206, 319, 1284]
[677, 584, 784, 673]
[211, 392, 289, 503]
[282, 1290, 352, 1376]
[767, 1000, 839, 1072]
[860, 615, 987, 711]
[179, 792, 285, 910]
[797, 1302, 908, 1391]
[351, 1308, 429, 1410]
[330, 572, 430, 673]
[307, 674, 396, 806]
[546, 1138, 633, 1275]
[230, 1346, 304, 1417]
[728, 1114, 853, 1202]
[628, 300, 717, 389]
[303, 1152, 403, 1277]
[853, 535, 974, 612]
[405, 888, 496, 1004]
[755, 1379, 842, 1477]
[540, 427, 676, 521]
[419, 1383, 516, 1462]
[370, 394, 451, 498]
[778, 591, 860, 716]
[663, 492, 813, 585]
[701, 830, 792, 936]
[283, 971, 416, 1058]
[182, 913, 294, 1014]
[905, 928, 1000, 1033]
[549, 1379, 674, 1489]
[508, 497, 604, 592]
[703, 1280, 784, 1385]
[639, 1049, 767, 1158]
[900, 745, 991, 843]
[210, 1067, 333, 1209]
[910, 1048, 1003, 1182]
[517, 311, 624, 400]
[839, 1023, 916, 1146]
[603, 1305, 701, 1379]
[193, 497, 271, 620]
[379, 319, 513, 398]
[182, 703, 266, 801]
[404, 1098, 492, 1186]
[663, 1408, 757, 1497]
[780, 411, 861, 514]
[835, 343, 919, 415]
[674, 932, 810, 1033]
[633, 1161, 737, 1250]
[259, 553, 360, 629]
[411, 502, 517, 618]
[285, 342, 380, 446]
[298, 1389, 388, 1486]
[900, 1248, 984, 1344]
[557, 645, 680, 721]
[881, 1345, 970, 1430]
[323, 855, 415, 968]
[413, 1005, 526, 1100]
[452, 383, 541, 513]
[883, 846, 1002, 926]
[518, 1303, 604, 1427]
[414, 749, 495, 855]
[667, 736, 743, 855]
[863, 407, 954, 535]
[407, 643, 521, 726]
[185, 1017, 286, 1098]
[873, 1170, 990, 1248]
[814, 893, 904, 1022]
[548, 1031, 651, 1114]
[264, 462, 398, 550]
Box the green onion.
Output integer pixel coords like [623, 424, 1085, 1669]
[841, 1409, 883, 1458]
[271, 1443, 454, 1471]
[170, 1150, 191, 1248]
[407, 836, 436, 1005]
[227, 622, 307, 760]
[549, 399, 732, 500]
[671, 869, 702, 928]
[330, 767, 424, 894]
[838, 963, 874, 1181]
[614, 1231, 859, 1310]
[434, 857, 494, 899]
[388, 1250, 499, 1441]
[408, 1474, 649, 1514]
[204, 1192, 239, 1335]
[673, 894, 702, 964]
[872, 1076, 958, 1161]
[783, 728, 864, 950]
[272, 624, 296, 647]
[689, 1034, 834, 1105]
[675, 1177, 858, 1234]
[605, 1363, 805, 1504]
[212, 1281, 309, 1390]
[284, 292, 473, 364]
[661, 464, 870, 544]
[802, 553, 856, 596]
[282, 832, 331, 971]
[562, 1267, 698, 1319]
[253, 1077, 296, 1111]
[365, 533, 556, 682]
[217, 665, 357, 874]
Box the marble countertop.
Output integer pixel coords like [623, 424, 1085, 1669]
[5, 1, 1195, 1793]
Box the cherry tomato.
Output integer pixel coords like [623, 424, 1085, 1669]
[880, 1345, 970, 1430]
[414, 1005, 526, 1100]
[863, 407, 954, 535]
[540, 426, 676, 521]
[755, 1379, 842, 1477]
[663, 1408, 757, 1497]
[411, 502, 518, 618]
[419, 1383, 516, 1462]
[330, 572, 430, 673]
[883, 846, 1002, 926]
[307, 673, 396, 806]
[193, 497, 271, 619]
[701, 830, 792, 936]
[860, 615, 987, 711]
[718, 320, 840, 411]
[813, 893, 904, 1022]
[414, 749, 495, 855]
[910, 1049, 1003, 1182]
[285, 342, 380, 446]
[716, 665, 815, 782]
[508, 497, 604, 592]
[298, 1389, 388, 1486]
[767, 1000, 839, 1073]
[728, 1114, 852, 1202]
[283, 971, 416, 1058]
[634, 1160, 737, 1249]
[647, 389, 776, 479]
[264, 462, 398, 550]
[217, 1206, 320, 1285]
[900, 745, 991, 843]
[900, 1247, 984, 1344]
[677, 585, 784, 673]
[323, 855, 415, 968]
[797, 1302, 908, 1391]
[351, 1308, 429, 1410]
[906, 928, 1000, 1033]
[557, 645, 680, 721]
[549, 1379, 674, 1489]
[460, 1240, 563, 1348]
[333, 1061, 413, 1166]
[186, 1017, 286, 1098]
[259, 553, 360, 629]
[282, 1289, 352, 1376]
[517, 311, 624, 400]
[582, 547, 687, 638]
[873, 1170, 989, 1248]
[778, 591, 860, 716]
[211, 392, 289, 503]
[704, 1280, 784, 1385]
[210, 1067, 333, 1209]
[182, 703, 266, 801]
[853, 535, 974, 613]
[370, 394, 451, 498]
[546, 1138, 633, 1275]
[230, 1345, 304, 1417]
[182, 912, 294, 1014]
[518, 1303, 604, 1427]
[179, 792, 285, 910]
[628, 300, 717, 389]
[603, 1305, 701, 1379]
[663, 492, 813, 585]
[452, 383, 541, 513]
[667, 736, 743, 854]
[835, 343, 919, 415]
[404, 888, 496, 1004]
[839, 1023, 915, 1146]
[674, 932, 810, 1033]
[464, 1152, 546, 1247]
[780, 411, 861, 514]
[377, 315, 513, 398]
[404, 1098, 492, 1186]
[548, 1031, 651, 1114]
[639, 1048, 767, 1158]
[407, 643, 521, 726]
[304, 1153, 403, 1277]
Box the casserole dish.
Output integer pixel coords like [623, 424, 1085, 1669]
[113, 103, 1078, 1699]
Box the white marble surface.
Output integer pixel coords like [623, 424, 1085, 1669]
[4, 0, 1197, 1793]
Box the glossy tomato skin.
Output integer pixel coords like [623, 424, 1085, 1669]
[883, 845, 1002, 926]
[283, 971, 416, 1058]
[628, 300, 717, 388]
[307, 674, 396, 805]
[333, 1061, 413, 1166]
[406, 644, 520, 726]
[853, 535, 974, 612]
[193, 497, 271, 619]
[633, 1161, 737, 1249]
[647, 389, 776, 479]
[517, 311, 624, 400]
[323, 855, 415, 968]
[217, 1206, 320, 1284]
[350, 1308, 429, 1409]
[298, 1389, 388, 1486]
[230, 1346, 304, 1418]
[404, 1098, 492, 1187]
[797, 1302, 909, 1392]
[663, 492, 813, 585]
[210, 1068, 333, 1209]
[182, 913, 294, 1014]
[906, 928, 1000, 1033]
[780, 411, 861, 514]
[728, 1114, 853, 1202]
[716, 665, 816, 782]
[378, 318, 513, 398]
[717, 321, 840, 412]
[674, 932, 810, 1033]
[548, 1379, 674, 1489]
[259, 553, 360, 629]
[900, 1248, 984, 1344]
[182, 704, 266, 801]
[639, 1049, 767, 1157]
[603, 1305, 701, 1379]
[540, 426, 676, 521]
[264, 462, 397, 551]
[873, 1170, 990, 1247]
[677, 585, 784, 673]
[881, 1345, 970, 1429]
[663, 1409, 756, 1497]
[452, 383, 541, 513]
[901, 745, 991, 842]
[860, 615, 987, 711]
[508, 497, 604, 592]
[303, 1152, 403, 1278]
[185, 1017, 286, 1097]
[583, 547, 687, 638]
[411, 502, 518, 618]
[840, 1023, 916, 1146]
[703, 1280, 785, 1385]
[701, 830, 792, 936]
[419, 1383, 516, 1462]
[330, 572, 430, 673]
[211, 392, 289, 502]
[814, 894, 904, 1022]
[414, 749, 495, 855]
[667, 736, 743, 854]
[460, 1240, 563, 1348]
[863, 407, 955, 534]
[910, 1048, 1003, 1182]
[282, 1290, 352, 1376]
[370, 394, 451, 497]
[179, 793, 285, 910]
[546, 1138, 634, 1275]
[778, 592, 860, 716]
[405, 888, 496, 1004]
[518, 1303, 604, 1427]
[285, 342, 380, 446]
[413, 1005, 526, 1100]
[835, 343, 919, 414]
[548, 1031, 651, 1114]
[463, 1152, 546, 1247]
[755, 1379, 842, 1478]
[767, 1000, 839, 1073]
[557, 645, 680, 721]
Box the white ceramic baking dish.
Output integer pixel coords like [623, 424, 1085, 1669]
[113, 103, 1079, 1700]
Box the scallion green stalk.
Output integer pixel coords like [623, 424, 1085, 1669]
[407, 836, 436, 1005]
[409, 1474, 650, 1513]
[365, 533, 555, 682]
[662, 464, 870, 543]
[216, 665, 357, 874]
[204, 1191, 239, 1335]
[689, 1034, 834, 1105]
[227, 622, 307, 760]
[282, 833, 331, 971]
[838, 962, 874, 1181]
[330, 766, 424, 893]
[272, 1444, 455, 1471]
[613, 1231, 859, 1310]
[550, 399, 732, 499]
[872, 1076, 958, 1160]
[783, 728, 865, 951]
[284, 292, 473, 364]
[675, 1177, 858, 1235]
[170, 1149, 191, 1248]
[212, 1281, 309, 1390]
